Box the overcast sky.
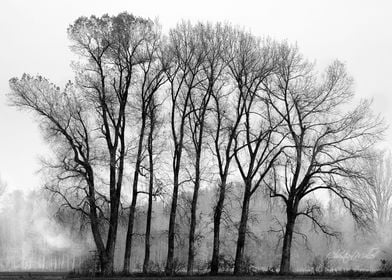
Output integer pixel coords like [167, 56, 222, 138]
[0, 0, 391, 191]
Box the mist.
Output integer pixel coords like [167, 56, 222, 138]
[0, 179, 390, 273]
[2, 6, 392, 276]
[0, 185, 92, 272]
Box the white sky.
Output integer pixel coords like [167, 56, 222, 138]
[0, 0, 391, 191]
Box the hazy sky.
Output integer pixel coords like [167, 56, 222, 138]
[1, 0, 391, 191]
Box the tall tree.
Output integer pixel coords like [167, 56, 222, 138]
[143, 92, 164, 273]
[185, 23, 228, 275]
[70, 14, 156, 273]
[123, 21, 166, 274]
[228, 36, 285, 274]
[208, 27, 250, 274]
[9, 75, 112, 270]
[163, 22, 207, 275]
[264, 44, 384, 274]
[9, 12, 153, 274]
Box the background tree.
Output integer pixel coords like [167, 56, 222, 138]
[264, 44, 384, 274]
[350, 149, 392, 235]
[0, 174, 6, 196]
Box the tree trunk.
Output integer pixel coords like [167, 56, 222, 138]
[104, 154, 120, 275]
[100, 253, 113, 275]
[86, 169, 116, 276]
[210, 178, 227, 275]
[234, 186, 251, 275]
[165, 166, 180, 275]
[279, 210, 296, 274]
[143, 123, 154, 274]
[87, 180, 104, 264]
[123, 195, 137, 273]
[187, 154, 201, 275]
[124, 119, 146, 273]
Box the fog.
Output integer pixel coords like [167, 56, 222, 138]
[1, 3, 392, 275]
[0, 185, 91, 272]
[0, 177, 391, 273]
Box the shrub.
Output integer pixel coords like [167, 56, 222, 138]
[380, 259, 392, 273]
[310, 255, 331, 274]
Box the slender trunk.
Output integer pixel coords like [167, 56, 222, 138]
[124, 118, 146, 273]
[166, 68, 192, 275]
[123, 195, 137, 273]
[104, 209, 118, 275]
[166, 110, 187, 275]
[143, 119, 154, 274]
[279, 210, 296, 274]
[187, 154, 201, 275]
[165, 167, 179, 275]
[210, 177, 227, 275]
[166, 127, 185, 275]
[234, 185, 251, 275]
[104, 153, 120, 275]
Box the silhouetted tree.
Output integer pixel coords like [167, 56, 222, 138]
[9, 75, 111, 269]
[10, 12, 154, 274]
[264, 44, 384, 274]
[143, 91, 165, 273]
[228, 35, 285, 275]
[208, 26, 238, 275]
[185, 23, 228, 275]
[163, 22, 207, 275]
[123, 21, 166, 274]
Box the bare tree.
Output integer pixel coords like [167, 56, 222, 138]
[143, 91, 164, 273]
[350, 149, 392, 233]
[208, 26, 239, 275]
[228, 35, 285, 275]
[70, 14, 156, 274]
[185, 23, 229, 275]
[264, 44, 384, 274]
[9, 76, 110, 269]
[163, 22, 207, 275]
[9, 13, 155, 274]
[122, 21, 167, 274]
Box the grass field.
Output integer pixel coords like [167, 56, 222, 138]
[1, 273, 392, 280]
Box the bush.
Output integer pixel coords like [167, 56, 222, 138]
[216, 254, 234, 273]
[238, 255, 256, 274]
[172, 257, 187, 274]
[77, 253, 100, 275]
[148, 260, 165, 273]
[380, 259, 392, 273]
[310, 255, 331, 274]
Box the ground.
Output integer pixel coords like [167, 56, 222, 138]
[1, 273, 392, 280]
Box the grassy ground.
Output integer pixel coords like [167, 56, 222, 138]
[1, 272, 392, 280]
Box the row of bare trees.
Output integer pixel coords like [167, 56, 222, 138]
[8, 13, 384, 275]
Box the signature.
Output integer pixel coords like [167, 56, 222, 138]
[327, 248, 380, 262]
